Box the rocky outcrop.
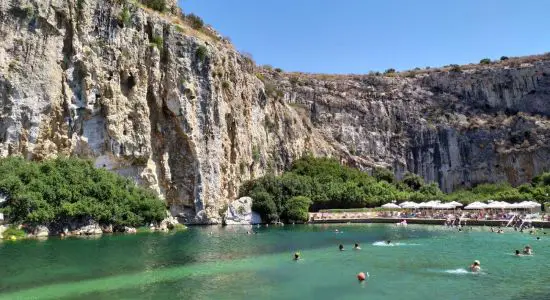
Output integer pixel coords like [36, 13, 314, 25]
[1, 0, 550, 223]
[224, 196, 262, 225]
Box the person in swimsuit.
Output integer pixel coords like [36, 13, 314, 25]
[354, 243, 361, 250]
[470, 260, 481, 272]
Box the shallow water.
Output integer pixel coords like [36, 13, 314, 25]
[0, 224, 548, 300]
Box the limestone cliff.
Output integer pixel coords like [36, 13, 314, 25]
[1, 0, 550, 223]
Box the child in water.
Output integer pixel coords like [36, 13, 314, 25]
[354, 243, 361, 250]
[523, 245, 533, 255]
[339, 244, 344, 251]
[470, 260, 481, 272]
[515, 250, 521, 256]
[293, 252, 300, 260]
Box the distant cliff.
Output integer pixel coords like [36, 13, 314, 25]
[2, 0, 550, 223]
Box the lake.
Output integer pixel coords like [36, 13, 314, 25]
[0, 224, 548, 299]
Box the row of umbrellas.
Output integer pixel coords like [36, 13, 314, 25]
[380, 200, 542, 210]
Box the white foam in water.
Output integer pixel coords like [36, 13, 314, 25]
[444, 268, 469, 274]
[372, 241, 420, 246]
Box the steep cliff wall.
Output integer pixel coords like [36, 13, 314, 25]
[1, 0, 550, 223]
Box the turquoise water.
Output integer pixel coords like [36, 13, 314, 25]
[0, 224, 548, 300]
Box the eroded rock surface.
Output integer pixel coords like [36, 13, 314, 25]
[2, 0, 550, 223]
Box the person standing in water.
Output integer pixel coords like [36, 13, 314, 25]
[354, 243, 361, 250]
[523, 245, 533, 255]
[469, 260, 481, 272]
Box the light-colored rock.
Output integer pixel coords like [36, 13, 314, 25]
[224, 197, 262, 225]
[124, 226, 137, 234]
[32, 225, 50, 237]
[101, 224, 113, 233]
[80, 222, 103, 235]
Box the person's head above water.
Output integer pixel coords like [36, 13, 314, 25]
[473, 260, 480, 266]
[339, 244, 344, 251]
[386, 240, 391, 244]
[515, 250, 521, 255]
[294, 252, 300, 260]
[354, 243, 359, 248]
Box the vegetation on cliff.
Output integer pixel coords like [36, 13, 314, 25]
[242, 156, 550, 223]
[0, 157, 166, 228]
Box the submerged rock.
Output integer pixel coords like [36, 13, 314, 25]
[224, 197, 262, 225]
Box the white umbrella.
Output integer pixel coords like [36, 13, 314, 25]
[486, 201, 509, 209]
[400, 202, 419, 209]
[447, 201, 463, 207]
[417, 202, 433, 209]
[434, 203, 456, 210]
[381, 203, 401, 209]
[464, 201, 488, 210]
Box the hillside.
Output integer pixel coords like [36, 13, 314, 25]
[1, 0, 550, 223]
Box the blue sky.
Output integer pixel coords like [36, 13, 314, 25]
[179, 0, 550, 74]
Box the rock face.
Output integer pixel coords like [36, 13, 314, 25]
[1, 1, 550, 223]
[224, 197, 262, 225]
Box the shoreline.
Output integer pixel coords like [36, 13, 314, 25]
[308, 217, 550, 228]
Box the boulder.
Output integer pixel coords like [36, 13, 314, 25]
[160, 215, 179, 230]
[101, 224, 113, 233]
[32, 225, 50, 237]
[224, 197, 262, 225]
[80, 221, 103, 235]
[124, 226, 137, 234]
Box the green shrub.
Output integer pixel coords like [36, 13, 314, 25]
[118, 7, 131, 26]
[136, 226, 152, 233]
[222, 81, 231, 90]
[480, 58, 491, 64]
[2, 226, 26, 240]
[141, 0, 166, 12]
[196, 45, 208, 62]
[373, 167, 395, 183]
[500, 56, 509, 61]
[449, 64, 462, 73]
[384, 68, 396, 74]
[186, 13, 204, 30]
[275, 68, 283, 73]
[0, 157, 166, 228]
[151, 35, 163, 50]
[282, 196, 311, 223]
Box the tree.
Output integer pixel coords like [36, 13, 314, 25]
[402, 173, 424, 191]
[282, 196, 312, 223]
[372, 167, 395, 183]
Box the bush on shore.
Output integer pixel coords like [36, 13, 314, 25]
[242, 156, 550, 223]
[0, 157, 166, 228]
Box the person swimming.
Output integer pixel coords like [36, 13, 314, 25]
[354, 243, 361, 250]
[386, 240, 391, 245]
[515, 250, 521, 256]
[339, 244, 345, 251]
[470, 260, 481, 272]
[536, 237, 541, 240]
[293, 252, 300, 260]
[523, 245, 532, 255]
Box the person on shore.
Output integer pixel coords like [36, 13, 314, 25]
[293, 252, 301, 260]
[339, 244, 345, 251]
[469, 260, 481, 272]
[523, 245, 532, 255]
[515, 250, 521, 256]
[354, 243, 361, 250]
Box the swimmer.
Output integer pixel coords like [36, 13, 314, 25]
[247, 231, 251, 235]
[354, 243, 361, 250]
[386, 240, 391, 245]
[458, 228, 462, 232]
[523, 245, 532, 255]
[339, 244, 345, 251]
[536, 237, 540, 240]
[293, 252, 300, 260]
[469, 260, 481, 272]
[515, 250, 521, 256]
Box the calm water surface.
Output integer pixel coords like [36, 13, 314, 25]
[0, 224, 548, 300]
